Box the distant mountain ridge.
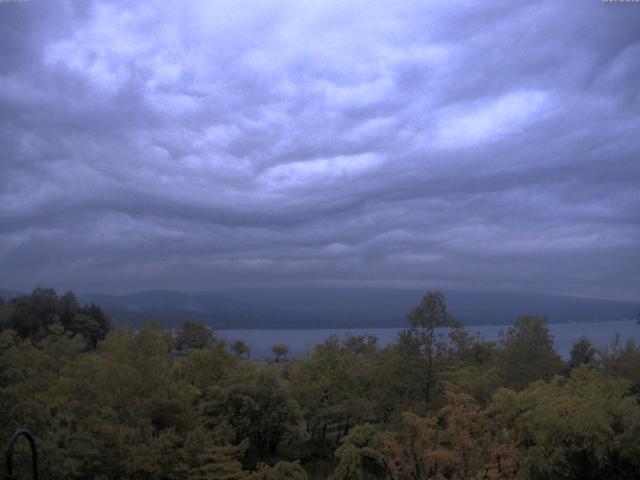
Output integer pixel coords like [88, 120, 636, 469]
[75, 288, 640, 330]
[2, 287, 638, 330]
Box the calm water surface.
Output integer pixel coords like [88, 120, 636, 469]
[218, 320, 639, 360]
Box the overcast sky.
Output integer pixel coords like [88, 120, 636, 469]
[1, 0, 639, 300]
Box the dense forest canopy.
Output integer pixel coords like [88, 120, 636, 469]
[0, 287, 111, 349]
[1, 288, 640, 479]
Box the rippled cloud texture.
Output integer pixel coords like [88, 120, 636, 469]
[1, 0, 639, 299]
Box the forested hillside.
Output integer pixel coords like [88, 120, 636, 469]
[70, 288, 640, 329]
[1, 289, 640, 479]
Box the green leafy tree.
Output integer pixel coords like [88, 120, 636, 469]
[343, 334, 378, 356]
[289, 336, 377, 443]
[246, 461, 308, 480]
[67, 313, 103, 350]
[174, 319, 213, 351]
[203, 363, 300, 455]
[447, 328, 496, 367]
[181, 342, 236, 391]
[404, 291, 461, 406]
[231, 339, 251, 359]
[0, 288, 111, 349]
[492, 366, 640, 479]
[272, 343, 289, 362]
[496, 315, 563, 390]
[7, 287, 59, 338]
[57, 291, 80, 328]
[441, 365, 501, 407]
[183, 430, 248, 480]
[0, 300, 13, 330]
[569, 336, 597, 370]
[330, 424, 387, 480]
[600, 335, 640, 392]
[77, 302, 112, 346]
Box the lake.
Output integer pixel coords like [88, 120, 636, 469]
[218, 320, 640, 360]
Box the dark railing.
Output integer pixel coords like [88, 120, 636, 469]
[4, 429, 38, 480]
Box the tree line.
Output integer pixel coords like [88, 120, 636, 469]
[1, 289, 639, 479]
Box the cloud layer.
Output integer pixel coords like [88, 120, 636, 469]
[1, 0, 639, 299]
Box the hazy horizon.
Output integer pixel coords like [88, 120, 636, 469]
[3, 284, 639, 305]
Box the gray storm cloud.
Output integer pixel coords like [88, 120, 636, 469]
[0, 0, 639, 299]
